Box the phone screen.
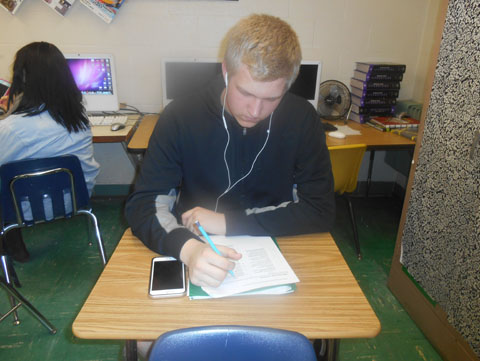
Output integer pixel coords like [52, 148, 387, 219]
[0, 80, 10, 97]
[149, 257, 186, 297]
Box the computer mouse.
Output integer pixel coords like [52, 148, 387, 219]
[111, 123, 126, 131]
[328, 131, 346, 139]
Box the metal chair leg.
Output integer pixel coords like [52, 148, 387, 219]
[345, 196, 362, 260]
[1, 255, 20, 325]
[326, 339, 339, 361]
[85, 211, 94, 247]
[313, 339, 340, 361]
[78, 210, 107, 265]
[125, 340, 138, 361]
[0, 298, 22, 323]
[0, 279, 56, 334]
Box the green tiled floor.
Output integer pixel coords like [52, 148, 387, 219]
[0, 196, 444, 361]
[332, 197, 443, 361]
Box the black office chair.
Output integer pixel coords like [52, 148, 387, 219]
[148, 325, 318, 361]
[0, 155, 107, 331]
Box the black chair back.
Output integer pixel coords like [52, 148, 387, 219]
[148, 325, 317, 361]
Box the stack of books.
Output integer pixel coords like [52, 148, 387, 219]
[349, 62, 406, 123]
[366, 116, 420, 138]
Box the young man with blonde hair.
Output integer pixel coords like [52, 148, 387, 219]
[126, 14, 334, 289]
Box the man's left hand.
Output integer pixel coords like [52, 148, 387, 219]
[182, 207, 226, 235]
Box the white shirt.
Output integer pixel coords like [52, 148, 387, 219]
[0, 111, 99, 195]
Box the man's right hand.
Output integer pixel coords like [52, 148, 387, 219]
[179, 238, 242, 288]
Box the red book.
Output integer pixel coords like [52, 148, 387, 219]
[369, 116, 420, 129]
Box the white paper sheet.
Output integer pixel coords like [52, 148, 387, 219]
[201, 236, 299, 298]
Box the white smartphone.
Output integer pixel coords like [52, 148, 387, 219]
[148, 256, 186, 298]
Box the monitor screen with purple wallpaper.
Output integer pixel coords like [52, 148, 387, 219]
[64, 53, 119, 112]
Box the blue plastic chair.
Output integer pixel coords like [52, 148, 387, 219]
[148, 326, 318, 361]
[0, 155, 107, 331]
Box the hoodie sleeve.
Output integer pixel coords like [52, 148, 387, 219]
[124, 108, 200, 259]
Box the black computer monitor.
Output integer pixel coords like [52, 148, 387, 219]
[161, 59, 322, 109]
[162, 59, 222, 108]
[289, 62, 322, 108]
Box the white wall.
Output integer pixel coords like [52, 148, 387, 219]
[0, 0, 441, 185]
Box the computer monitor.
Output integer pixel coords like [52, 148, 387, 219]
[289, 61, 322, 109]
[161, 59, 322, 109]
[64, 53, 119, 112]
[162, 58, 222, 108]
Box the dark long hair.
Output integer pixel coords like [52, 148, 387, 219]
[8, 42, 89, 133]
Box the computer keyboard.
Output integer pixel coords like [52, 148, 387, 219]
[88, 115, 128, 126]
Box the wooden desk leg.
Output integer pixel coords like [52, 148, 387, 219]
[125, 340, 138, 361]
[366, 150, 376, 197]
[314, 339, 339, 361]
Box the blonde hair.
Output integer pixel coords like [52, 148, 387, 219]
[224, 14, 302, 88]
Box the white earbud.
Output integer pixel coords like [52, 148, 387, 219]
[222, 72, 229, 131]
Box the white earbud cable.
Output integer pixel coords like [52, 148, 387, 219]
[215, 84, 273, 212]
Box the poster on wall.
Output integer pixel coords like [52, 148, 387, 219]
[42, 0, 76, 16]
[80, 0, 125, 24]
[0, 0, 25, 14]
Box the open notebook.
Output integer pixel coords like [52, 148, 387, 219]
[188, 235, 299, 300]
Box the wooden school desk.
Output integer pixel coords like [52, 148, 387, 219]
[73, 229, 381, 361]
[324, 120, 416, 149]
[92, 114, 143, 166]
[91, 123, 135, 143]
[91, 114, 143, 143]
[127, 116, 416, 195]
[127, 115, 415, 152]
[325, 120, 416, 194]
[126, 114, 158, 153]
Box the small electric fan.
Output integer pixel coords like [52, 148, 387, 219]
[317, 80, 352, 120]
